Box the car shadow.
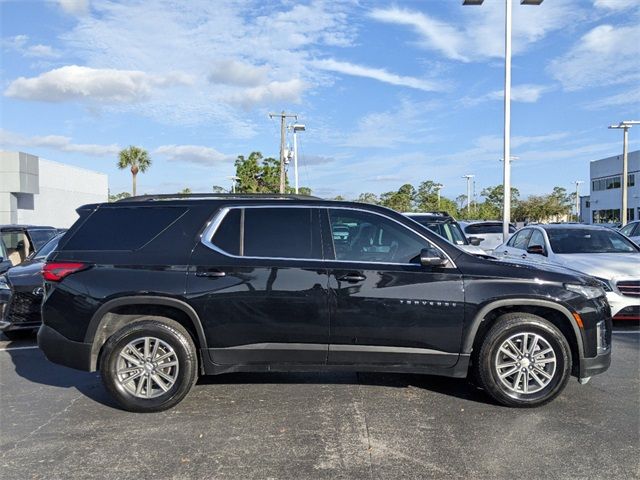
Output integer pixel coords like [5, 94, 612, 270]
[3, 334, 119, 409]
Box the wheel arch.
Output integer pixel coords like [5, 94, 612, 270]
[85, 296, 207, 371]
[463, 299, 584, 376]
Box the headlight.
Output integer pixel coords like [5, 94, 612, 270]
[594, 277, 613, 292]
[0, 275, 9, 290]
[565, 283, 605, 299]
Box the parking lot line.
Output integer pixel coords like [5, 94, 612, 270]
[0, 346, 40, 352]
[612, 330, 640, 334]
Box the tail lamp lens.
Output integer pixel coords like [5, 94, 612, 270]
[42, 262, 87, 282]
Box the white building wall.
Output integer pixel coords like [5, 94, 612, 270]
[1, 152, 108, 228]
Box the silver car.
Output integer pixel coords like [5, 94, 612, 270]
[493, 224, 640, 320]
[619, 221, 640, 246]
[459, 221, 517, 254]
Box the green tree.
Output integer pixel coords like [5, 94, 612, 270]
[380, 183, 415, 212]
[108, 191, 131, 202]
[298, 187, 312, 196]
[234, 152, 287, 193]
[212, 185, 227, 193]
[481, 185, 520, 212]
[117, 146, 151, 196]
[179, 187, 192, 194]
[356, 192, 379, 205]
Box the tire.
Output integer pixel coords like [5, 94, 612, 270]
[99, 317, 198, 413]
[475, 312, 572, 408]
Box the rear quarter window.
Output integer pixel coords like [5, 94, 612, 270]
[62, 206, 188, 251]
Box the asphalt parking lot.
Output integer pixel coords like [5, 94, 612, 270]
[1, 325, 638, 480]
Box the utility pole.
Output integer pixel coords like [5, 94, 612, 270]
[574, 181, 583, 222]
[269, 111, 297, 194]
[609, 121, 639, 226]
[462, 175, 475, 215]
[228, 176, 240, 194]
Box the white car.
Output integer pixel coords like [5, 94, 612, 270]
[493, 224, 640, 320]
[619, 221, 640, 246]
[459, 221, 516, 254]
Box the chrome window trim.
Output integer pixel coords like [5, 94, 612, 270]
[200, 204, 457, 268]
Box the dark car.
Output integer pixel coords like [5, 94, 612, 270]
[0, 234, 62, 339]
[0, 225, 58, 267]
[38, 194, 611, 412]
[0, 239, 10, 274]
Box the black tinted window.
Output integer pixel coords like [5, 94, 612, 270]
[329, 209, 427, 263]
[64, 207, 187, 251]
[243, 208, 319, 259]
[211, 209, 241, 255]
[466, 223, 516, 234]
[28, 229, 57, 250]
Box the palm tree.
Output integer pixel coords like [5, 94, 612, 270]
[117, 146, 151, 196]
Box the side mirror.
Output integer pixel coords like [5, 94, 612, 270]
[527, 245, 546, 256]
[468, 236, 484, 246]
[420, 247, 447, 267]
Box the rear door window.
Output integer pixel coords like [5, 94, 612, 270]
[209, 207, 321, 259]
[63, 207, 188, 251]
[27, 229, 57, 250]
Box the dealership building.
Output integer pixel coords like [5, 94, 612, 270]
[579, 150, 639, 224]
[0, 151, 108, 228]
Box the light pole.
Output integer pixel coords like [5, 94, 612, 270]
[228, 176, 240, 193]
[435, 183, 444, 209]
[574, 180, 583, 222]
[463, 0, 543, 241]
[608, 120, 639, 226]
[462, 175, 475, 214]
[289, 123, 306, 194]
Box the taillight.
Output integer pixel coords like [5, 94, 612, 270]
[42, 262, 88, 282]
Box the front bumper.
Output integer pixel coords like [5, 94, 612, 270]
[582, 350, 611, 378]
[38, 324, 93, 371]
[606, 291, 640, 319]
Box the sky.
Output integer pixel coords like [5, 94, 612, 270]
[1, 0, 639, 200]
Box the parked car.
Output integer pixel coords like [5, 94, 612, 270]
[619, 220, 640, 245]
[0, 225, 58, 267]
[493, 224, 640, 321]
[405, 212, 487, 256]
[39, 194, 611, 412]
[459, 221, 517, 254]
[0, 234, 62, 339]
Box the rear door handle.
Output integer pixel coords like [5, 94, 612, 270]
[196, 269, 226, 278]
[338, 273, 366, 283]
[521, 254, 527, 259]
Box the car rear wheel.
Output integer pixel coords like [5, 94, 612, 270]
[99, 317, 198, 412]
[476, 312, 572, 407]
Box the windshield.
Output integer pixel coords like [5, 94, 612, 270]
[547, 228, 639, 254]
[411, 218, 468, 245]
[33, 235, 61, 260]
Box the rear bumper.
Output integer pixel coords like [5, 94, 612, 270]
[37, 324, 93, 371]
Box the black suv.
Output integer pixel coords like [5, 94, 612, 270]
[38, 195, 611, 412]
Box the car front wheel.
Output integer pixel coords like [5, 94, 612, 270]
[99, 317, 198, 412]
[476, 312, 572, 407]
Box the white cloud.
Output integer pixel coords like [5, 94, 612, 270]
[369, 7, 469, 62]
[58, 0, 89, 16]
[154, 145, 233, 166]
[594, 0, 639, 11]
[343, 100, 438, 148]
[228, 79, 306, 108]
[300, 154, 335, 166]
[549, 24, 640, 90]
[208, 60, 269, 87]
[3, 35, 60, 59]
[4, 65, 190, 103]
[313, 58, 441, 92]
[369, 2, 582, 61]
[463, 84, 549, 106]
[585, 88, 640, 110]
[0, 129, 119, 156]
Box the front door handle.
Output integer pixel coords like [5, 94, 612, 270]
[338, 273, 366, 283]
[521, 254, 527, 259]
[196, 270, 226, 278]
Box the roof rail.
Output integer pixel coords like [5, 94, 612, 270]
[117, 193, 322, 202]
